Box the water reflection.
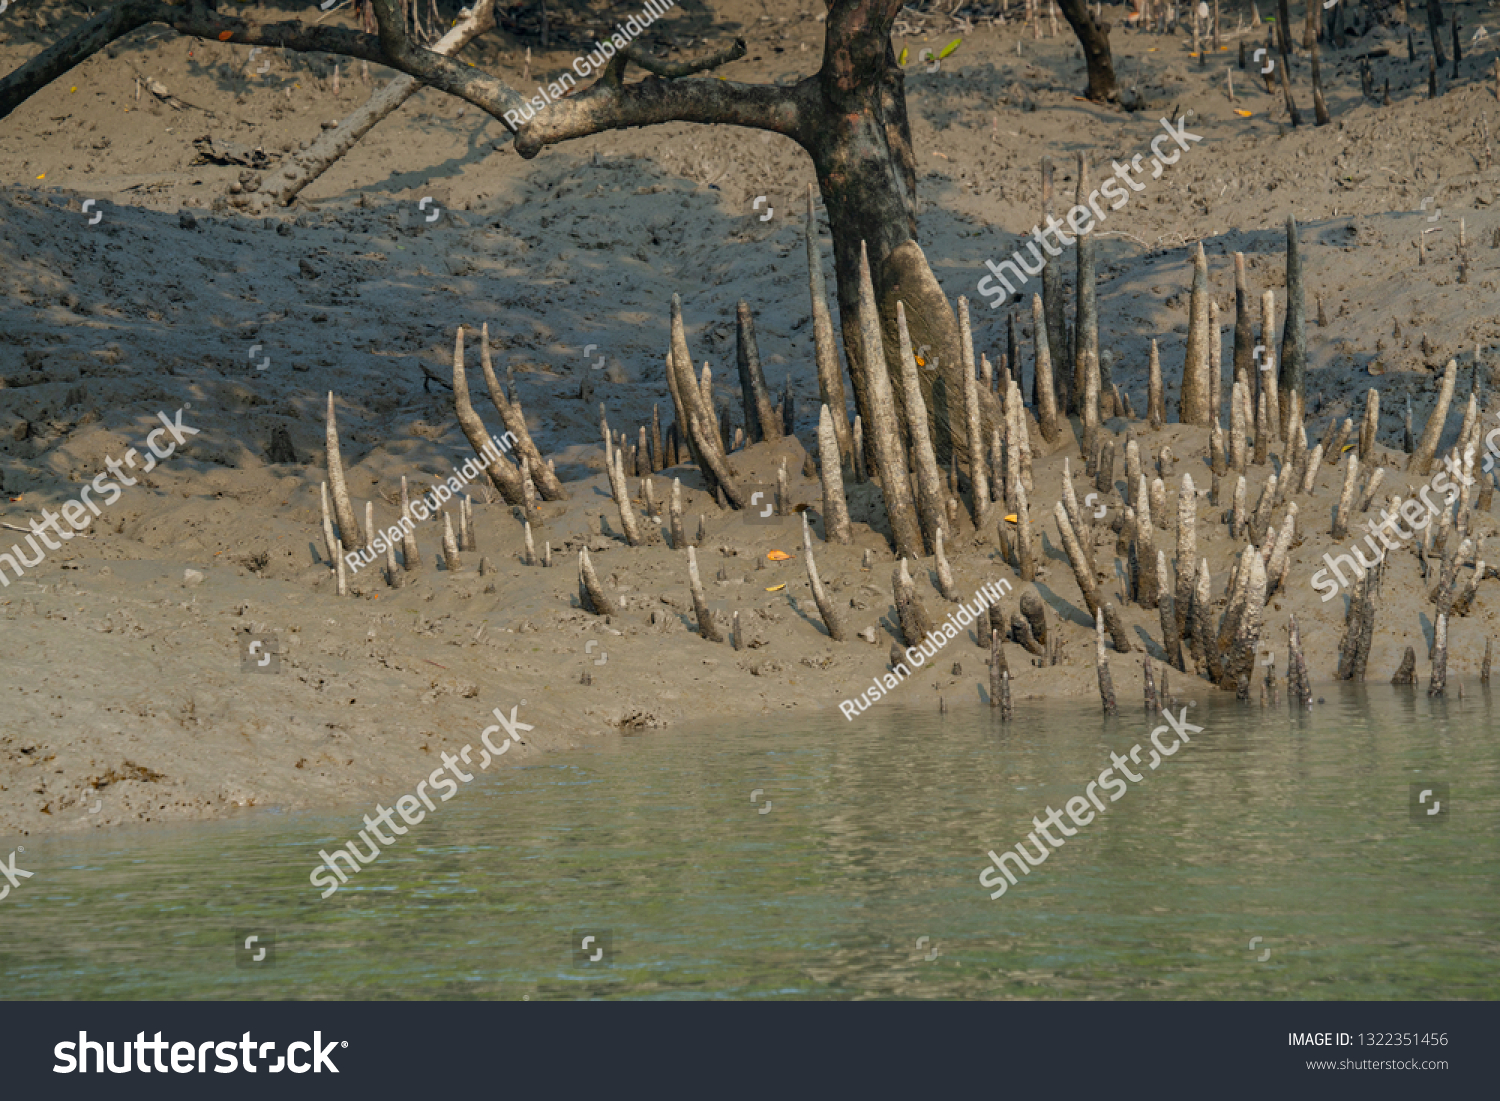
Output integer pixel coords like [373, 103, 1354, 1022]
[1, 686, 1495, 999]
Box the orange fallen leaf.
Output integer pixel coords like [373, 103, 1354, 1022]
[218, 30, 234, 40]
[767, 550, 793, 561]
[1234, 109, 1253, 117]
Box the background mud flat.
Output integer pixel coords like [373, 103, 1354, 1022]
[2, 0, 1499, 835]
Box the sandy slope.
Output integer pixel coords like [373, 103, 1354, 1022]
[2, 0, 1499, 835]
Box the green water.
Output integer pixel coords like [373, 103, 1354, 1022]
[3, 688, 1497, 1000]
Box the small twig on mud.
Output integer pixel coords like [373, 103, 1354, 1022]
[315, 0, 355, 24]
[420, 362, 454, 391]
[1092, 230, 1155, 248]
[1, 522, 91, 539]
[1094, 229, 1202, 252]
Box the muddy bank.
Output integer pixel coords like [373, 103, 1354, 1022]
[3, 0, 1500, 835]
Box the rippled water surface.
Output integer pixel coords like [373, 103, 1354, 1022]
[3, 687, 1497, 999]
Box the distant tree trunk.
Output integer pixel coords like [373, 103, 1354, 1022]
[1056, 0, 1120, 102]
[1426, 0, 1448, 66]
[1275, 0, 1294, 55]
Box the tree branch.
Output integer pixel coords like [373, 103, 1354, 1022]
[2, 0, 170, 119]
[0, 0, 525, 125]
[239, 0, 495, 212]
[622, 38, 746, 78]
[505, 34, 804, 158]
[1, 0, 802, 161]
[512, 70, 808, 159]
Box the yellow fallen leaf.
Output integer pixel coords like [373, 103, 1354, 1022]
[899, 47, 909, 66]
[1234, 109, 1253, 117]
[1004, 513, 1018, 524]
[1342, 444, 1355, 452]
[766, 583, 786, 592]
[36, 173, 44, 179]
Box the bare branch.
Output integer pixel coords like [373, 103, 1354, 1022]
[242, 0, 495, 212]
[1, 0, 524, 126]
[622, 38, 747, 78]
[367, 0, 524, 118]
[4, 0, 802, 166]
[513, 73, 806, 158]
[2, 0, 174, 119]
